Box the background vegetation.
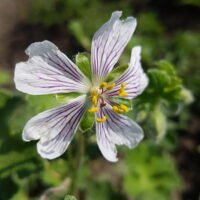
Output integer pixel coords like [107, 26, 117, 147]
[0, 0, 199, 199]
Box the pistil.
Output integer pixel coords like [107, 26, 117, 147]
[88, 81, 129, 123]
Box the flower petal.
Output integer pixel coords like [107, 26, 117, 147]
[14, 41, 90, 95]
[23, 95, 86, 159]
[105, 46, 148, 99]
[95, 103, 144, 162]
[91, 11, 137, 81]
[26, 40, 88, 83]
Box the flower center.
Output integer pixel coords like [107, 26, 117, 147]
[88, 82, 129, 123]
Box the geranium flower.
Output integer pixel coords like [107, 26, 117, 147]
[14, 11, 148, 162]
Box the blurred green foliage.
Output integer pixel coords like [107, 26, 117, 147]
[177, 0, 200, 6]
[133, 60, 193, 141]
[124, 142, 181, 200]
[0, 0, 199, 199]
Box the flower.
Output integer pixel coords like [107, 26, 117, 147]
[14, 11, 148, 162]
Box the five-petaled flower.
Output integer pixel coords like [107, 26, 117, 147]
[14, 11, 148, 162]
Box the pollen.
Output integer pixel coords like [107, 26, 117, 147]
[106, 83, 115, 90]
[99, 82, 115, 91]
[118, 91, 128, 97]
[89, 88, 98, 106]
[121, 83, 126, 89]
[96, 116, 107, 123]
[112, 104, 129, 114]
[88, 106, 98, 113]
[118, 82, 128, 97]
[112, 105, 120, 113]
[120, 104, 129, 112]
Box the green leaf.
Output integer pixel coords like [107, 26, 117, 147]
[0, 89, 11, 108]
[105, 64, 128, 83]
[156, 60, 177, 76]
[11, 189, 28, 200]
[179, 87, 194, 104]
[0, 148, 39, 178]
[42, 160, 69, 186]
[138, 12, 164, 34]
[56, 93, 80, 104]
[178, 0, 200, 6]
[79, 111, 94, 132]
[0, 70, 11, 85]
[148, 69, 171, 92]
[124, 142, 182, 200]
[133, 60, 193, 141]
[75, 53, 91, 79]
[151, 105, 167, 142]
[64, 195, 77, 200]
[146, 60, 185, 103]
[0, 95, 33, 136]
[26, 94, 59, 112]
[69, 21, 90, 50]
[87, 181, 117, 200]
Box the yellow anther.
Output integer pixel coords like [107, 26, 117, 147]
[119, 88, 123, 93]
[96, 116, 107, 123]
[99, 82, 107, 89]
[106, 83, 115, 90]
[120, 104, 129, 112]
[112, 105, 120, 113]
[112, 104, 129, 113]
[121, 83, 126, 89]
[92, 95, 98, 106]
[88, 106, 98, 113]
[118, 82, 128, 97]
[118, 91, 128, 97]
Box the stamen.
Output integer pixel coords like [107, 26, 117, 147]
[120, 104, 129, 112]
[106, 83, 115, 90]
[99, 82, 107, 89]
[96, 116, 107, 123]
[88, 106, 98, 113]
[112, 105, 120, 113]
[121, 83, 126, 89]
[118, 82, 128, 97]
[118, 91, 128, 97]
[112, 104, 129, 113]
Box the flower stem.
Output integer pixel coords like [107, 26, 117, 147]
[69, 131, 86, 194]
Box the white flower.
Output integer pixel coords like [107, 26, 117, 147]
[14, 11, 148, 162]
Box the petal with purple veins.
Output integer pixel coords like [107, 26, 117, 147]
[91, 11, 137, 82]
[14, 56, 90, 95]
[105, 46, 148, 99]
[26, 40, 88, 83]
[14, 41, 91, 95]
[95, 103, 144, 162]
[22, 95, 86, 159]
